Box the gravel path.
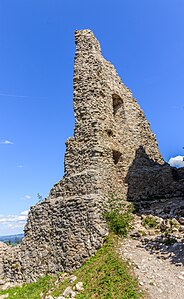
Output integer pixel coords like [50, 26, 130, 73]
[119, 236, 184, 299]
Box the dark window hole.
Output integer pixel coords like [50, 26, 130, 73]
[113, 150, 122, 165]
[106, 129, 114, 137]
[112, 94, 123, 115]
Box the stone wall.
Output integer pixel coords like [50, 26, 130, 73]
[51, 30, 164, 201]
[0, 30, 184, 287]
[1, 194, 106, 285]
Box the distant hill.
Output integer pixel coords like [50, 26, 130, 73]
[0, 233, 24, 245]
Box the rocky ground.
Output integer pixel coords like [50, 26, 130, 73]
[120, 207, 184, 299]
[41, 275, 84, 299]
[0, 274, 84, 299]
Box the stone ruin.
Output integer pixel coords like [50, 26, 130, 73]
[0, 29, 184, 287]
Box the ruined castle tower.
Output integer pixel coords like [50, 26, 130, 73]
[50, 30, 163, 200]
[1, 30, 184, 286]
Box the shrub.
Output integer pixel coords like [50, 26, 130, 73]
[105, 209, 133, 236]
[104, 196, 134, 236]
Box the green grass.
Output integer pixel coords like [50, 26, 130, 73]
[71, 235, 142, 299]
[0, 235, 143, 299]
[0, 275, 56, 299]
[104, 196, 134, 237]
[141, 216, 159, 229]
[104, 209, 133, 236]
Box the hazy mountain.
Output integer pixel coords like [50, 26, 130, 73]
[0, 234, 24, 245]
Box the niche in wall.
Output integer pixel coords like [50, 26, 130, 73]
[106, 129, 114, 137]
[113, 150, 122, 165]
[112, 94, 123, 116]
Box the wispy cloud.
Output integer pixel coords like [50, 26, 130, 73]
[168, 155, 184, 168]
[0, 140, 14, 145]
[0, 92, 47, 99]
[0, 93, 29, 98]
[18, 165, 24, 168]
[22, 195, 31, 200]
[0, 210, 29, 235]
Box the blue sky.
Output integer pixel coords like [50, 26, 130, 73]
[0, 0, 184, 235]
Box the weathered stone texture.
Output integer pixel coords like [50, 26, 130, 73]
[0, 30, 184, 286]
[1, 194, 106, 284]
[51, 30, 164, 201]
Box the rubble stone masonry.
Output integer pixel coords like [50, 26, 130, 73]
[0, 30, 184, 287]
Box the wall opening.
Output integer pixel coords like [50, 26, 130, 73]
[112, 94, 123, 116]
[106, 129, 114, 137]
[113, 150, 122, 165]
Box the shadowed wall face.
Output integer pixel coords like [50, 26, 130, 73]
[126, 146, 184, 208]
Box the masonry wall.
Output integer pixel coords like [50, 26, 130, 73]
[0, 30, 184, 287]
[50, 30, 164, 201]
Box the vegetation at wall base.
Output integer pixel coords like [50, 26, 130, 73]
[52, 234, 142, 299]
[104, 196, 134, 236]
[0, 276, 55, 299]
[141, 215, 159, 229]
[104, 209, 133, 236]
[0, 235, 143, 299]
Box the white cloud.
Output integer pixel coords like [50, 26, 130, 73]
[0, 210, 29, 235]
[18, 165, 24, 168]
[0, 212, 28, 223]
[0, 140, 14, 145]
[22, 195, 31, 200]
[20, 210, 29, 216]
[168, 155, 184, 168]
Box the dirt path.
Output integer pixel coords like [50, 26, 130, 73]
[120, 218, 184, 299]
[120, 237, 184, 299]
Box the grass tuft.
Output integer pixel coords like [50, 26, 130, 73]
[142, 216, 159, 229]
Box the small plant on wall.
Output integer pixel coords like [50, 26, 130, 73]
[37, 192, 44, 203]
